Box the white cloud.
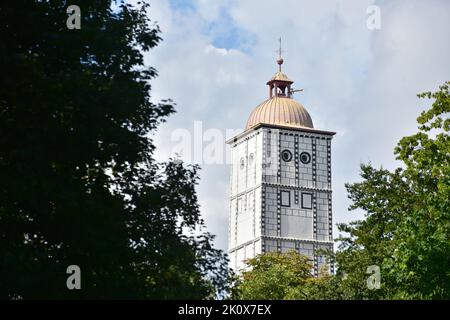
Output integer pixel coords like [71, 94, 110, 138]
[145, 0, 450, 251]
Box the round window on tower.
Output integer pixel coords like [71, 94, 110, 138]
[240, 157, 245, 169]
[300, 152, 311, 164]
[281, 149, 292, 162]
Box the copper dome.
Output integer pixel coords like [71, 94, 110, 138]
[246, 97, 313, 130]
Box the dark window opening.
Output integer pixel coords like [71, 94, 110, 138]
[301, 192, 312, 209]
[281, 190, 291, 207]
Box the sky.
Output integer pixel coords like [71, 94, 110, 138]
[141, 0, 450, 251]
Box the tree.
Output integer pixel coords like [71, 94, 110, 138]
[337, 81, 450, 299]
[232, 251, 314, 300]
[0, 0, 229, 299]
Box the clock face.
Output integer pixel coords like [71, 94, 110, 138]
[281, 149, 292, 162]
[300, 152, 311, 164]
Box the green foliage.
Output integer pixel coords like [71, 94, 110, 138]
[233, 251, 314, 300]
[0, 1, 229, 299]
[337, 81, 450, 299]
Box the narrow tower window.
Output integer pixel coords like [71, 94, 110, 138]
[281, 190, 290, 207]
[249, 153, 254, 165]
[301, 192, 312, 209]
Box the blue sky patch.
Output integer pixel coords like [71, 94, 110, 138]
[206, 9, 256, 53]
[169, 0, 255, 53]
[169, 0, 197, 13]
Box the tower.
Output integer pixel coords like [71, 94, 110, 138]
[226, 50, 335, 275]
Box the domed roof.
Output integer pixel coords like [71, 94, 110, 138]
[267, 71, 293, 83]
[246, 96, 314, 129]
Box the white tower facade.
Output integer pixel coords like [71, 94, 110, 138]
[227, 56, 335, 275]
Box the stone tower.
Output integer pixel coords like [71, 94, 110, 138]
[226, 53, 335, 275]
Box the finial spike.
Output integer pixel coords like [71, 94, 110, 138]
[278, 37, 282, 58]
[276, 37, 284, 72]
